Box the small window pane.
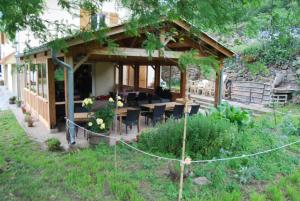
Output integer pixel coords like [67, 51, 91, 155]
[139, 66, 147, 88]
[42, 64, 48, 98]
[30, 64, 37, 93]
[147, 66, 155, 89]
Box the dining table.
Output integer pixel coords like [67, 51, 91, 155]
[74, 107, 138, 134]
[140, 101, 196, 111]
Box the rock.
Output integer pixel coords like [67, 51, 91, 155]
[281, 65, 288, 70]
[273, 73, 285, 87]
[193, 177, 211, 186]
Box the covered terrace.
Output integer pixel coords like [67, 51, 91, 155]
[19, 20, 234, 139]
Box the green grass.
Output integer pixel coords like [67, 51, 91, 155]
[0, 110, 300, 200]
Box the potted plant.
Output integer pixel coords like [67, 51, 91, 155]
[9, 96, 16, 104]
[24, 112, 31, 122]
[82, 97, 117, 145]
[16, 99, 22, 107]
[21, 104, 26, 113]
[27, 115, 34, 127]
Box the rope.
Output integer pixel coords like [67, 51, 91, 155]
[66, 118, 300, 164]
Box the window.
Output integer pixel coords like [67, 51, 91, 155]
[122, 65, 134, 87]
[138, 65, 155, 89]
[138, 66, 147, 88]
[37, 64, 48, 98]
[115, 66, 119, 85]
[91, 13, 105, 30]
[161, 66, 181, 93]
[25, 64, 30, 88]
[30, 64, 37, 92]
[147, 66, 155, 89]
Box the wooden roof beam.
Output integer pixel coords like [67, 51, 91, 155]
[89, 48, 185, 59]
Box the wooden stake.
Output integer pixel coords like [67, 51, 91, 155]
[178, 71, 189, 201]
[114, 88, 119, 170]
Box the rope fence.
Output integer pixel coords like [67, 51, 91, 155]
[66, 118, 300, 164]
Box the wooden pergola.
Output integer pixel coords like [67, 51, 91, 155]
[20, 19, 234, 129]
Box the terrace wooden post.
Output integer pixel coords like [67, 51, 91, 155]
[134, 64, 139, 91]
[180, 71, 187, 98]
[118, 63, 123, 92]
[214, 59, 224, 107]
[47, 59, 56, 129]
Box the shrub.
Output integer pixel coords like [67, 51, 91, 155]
[209, 102, 251, 129]
[46, 138, 62, 151]
[9, 96, 16, 104]
[138, 115, 238, 159]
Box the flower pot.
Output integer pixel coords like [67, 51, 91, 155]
[9, 99, 15, 104]
[88, 131, 110, 145]
[27, 119, 34, 127]
[16, 101, 22, 107]
[21, 106, 26, 114]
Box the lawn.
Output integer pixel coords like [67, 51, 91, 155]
[0, 109, 300, 201]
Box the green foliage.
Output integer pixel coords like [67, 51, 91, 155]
[0, 0, 45, 39]
[178, 50, 219, 78]
[209, 102, 251, 129]
[245, 62, 269, 76]
[243, 36, 300, 66]
[138, 115, 238, 159]
[280, 115, 300, 136]
[45, 138, 61, 152]
[142, 32, 163, 59]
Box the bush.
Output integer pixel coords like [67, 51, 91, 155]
[9, 96, 16, 104]
[209, 102, 251, 129]
[138, 115, 238, 159]
[46, 138, 62, 151]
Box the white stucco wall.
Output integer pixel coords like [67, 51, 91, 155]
[94, 62, 115, 96]
[5, 64, 17, 95]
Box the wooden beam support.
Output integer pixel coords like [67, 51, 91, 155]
[89, 48, 185, 59]
[214, 60, 224, 107]
[172, 20, 234, 58]
[47, 59, 56, 129]
[180, 70, 187, 98]
[74, 55, 89, 72]
[134, 64, 139, 91]
[154, 65, 161, 89]
[118, 63, 123, 92]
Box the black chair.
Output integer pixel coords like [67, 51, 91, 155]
[146, 105, 166, 126]
[189, 105, 200, 116]
[121, 109, 140, 134]
[165, 104, 185, 120]
[137, 92, 148, 101]
[127, 92, 137, 107]
[150, 96, 162, 104]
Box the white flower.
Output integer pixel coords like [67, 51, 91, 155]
[100, 123, 105, 130]
[82, 98, 93, 106]
[88, 122, 93, 127]
[117, 96, 122, 100]
[109, 97, 114, 102]
[96, 118, 103, 125]
[184, 157, 192, 165]
[117, 101, 123, 107]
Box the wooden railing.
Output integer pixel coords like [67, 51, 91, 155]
[23, 88, 50, 128]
